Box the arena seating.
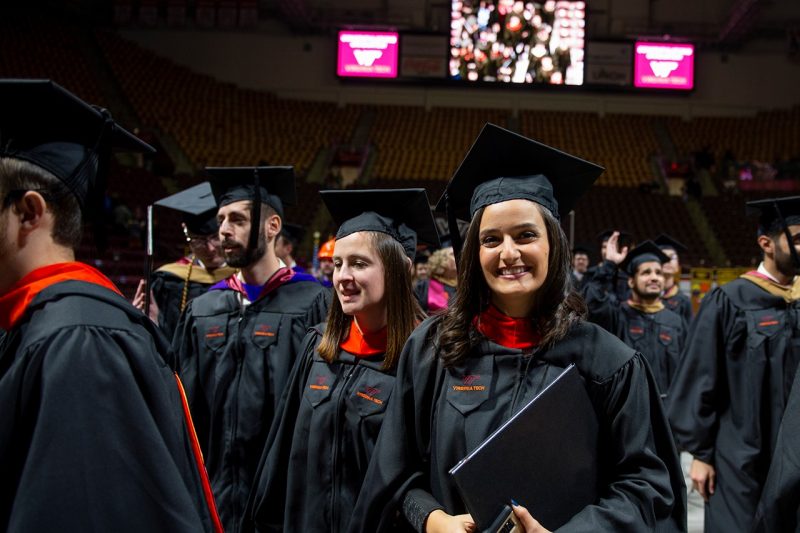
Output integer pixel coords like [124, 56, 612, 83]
[666, 108, 800, 166]
[96, 31, 361, 176]
[368, 106, 509, 181]
[520, 111, 660, 188]
[571, 186, 706, 267]
[0, 12, 104, 105]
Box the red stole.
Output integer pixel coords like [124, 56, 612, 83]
[224, 266, 295, 301]
[474, 304, 541, 350]
[0, 262, 122, 330]
[340, 321, 387, 357]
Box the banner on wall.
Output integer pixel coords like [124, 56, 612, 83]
[585, 41, 633, 86]
[634, 42, 695, 90]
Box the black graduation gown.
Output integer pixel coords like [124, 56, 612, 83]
[349, 317, 687, 533]
[583, 279, 687, 401]
[752, 366, 800, 532]
[249, 326, 397, 532]
[413, 278, 456, 314]
[663, 287, 693, 324]
[151, 270, 210, 340]
[667, 278, 800, 533]
[172, 276, 330, 533]
[569, 271, 586, 291]
[0, 280, 216, 532]
[150, 261, 238, 342]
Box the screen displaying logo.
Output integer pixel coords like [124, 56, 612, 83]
[634, 42, 694, 90]
[337, 30, 399, 78]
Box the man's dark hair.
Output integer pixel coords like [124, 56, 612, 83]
[0, 157, 83, 249]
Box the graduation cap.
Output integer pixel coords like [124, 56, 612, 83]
[746, 196, 800, 235]
[280, 223, 306, 246]
[206, 166, 296, 252]
[746, 196, 800, 268]
[320, 188, 441, 260]
[154, 182, 218, 235]
[414, 251, 431, 265]
[0, 78, 154, 214]
[654, 234, 687, 254]
[572, 244, 592, 256]
[436, 123, 604, 256]
[619, 240, 670, 276]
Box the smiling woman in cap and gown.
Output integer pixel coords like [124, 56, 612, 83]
[248, 188, 439, 532]
[348, 124, 686, 533]
[0, 79, 221, 532]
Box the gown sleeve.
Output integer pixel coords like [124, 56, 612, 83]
[581, 260, 622, 334]
[2, 326, 214, 533]
[558, 354, 686, 532]
[170, 300, 211, 454]
[751, 368, 800, 532]
[666, 287, 731, 463]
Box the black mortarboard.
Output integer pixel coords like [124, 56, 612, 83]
[206, 166, 295, 216]
[414, 251, 431, 265]
[206, 166, 296, 252]
[746, 196, 800, 235]
[746, 196, 800, 268]
[654, 233, 687, 253]
[572, 244, 592, 256]
[280, 223, 306, 245]
[436, 123, 604, 256]
[154, 182, 218, 235]
[619, 240, 670, 276]
[0, 79, 154, 210]
[320, 188, 440, 260]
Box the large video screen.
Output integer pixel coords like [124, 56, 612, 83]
[634, 42, 694, 90]
[337, 30, 399, 79]
[449, 1, 585, 85]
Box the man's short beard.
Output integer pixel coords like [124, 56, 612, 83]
[631, 281, 661, 302]
[226, 229, 267, 268]
[774, 243, 799, 279]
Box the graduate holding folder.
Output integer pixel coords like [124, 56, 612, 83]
[349, 124, 686, 533]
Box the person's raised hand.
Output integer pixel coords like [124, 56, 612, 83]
[605, 231, 629, 265]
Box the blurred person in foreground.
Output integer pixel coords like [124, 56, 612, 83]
[0, 79, 221, 532]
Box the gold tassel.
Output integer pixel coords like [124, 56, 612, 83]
[180, 254, 195, 313]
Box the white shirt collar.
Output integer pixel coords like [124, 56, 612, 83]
[758, 262, 782, 284]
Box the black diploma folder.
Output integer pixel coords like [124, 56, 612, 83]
[448, 364, 599, 531]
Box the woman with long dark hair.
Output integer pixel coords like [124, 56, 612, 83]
[350, 125, 686, 533]
[247, 188, 439, 532]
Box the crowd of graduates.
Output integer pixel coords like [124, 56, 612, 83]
[2, 80, 799, 533]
